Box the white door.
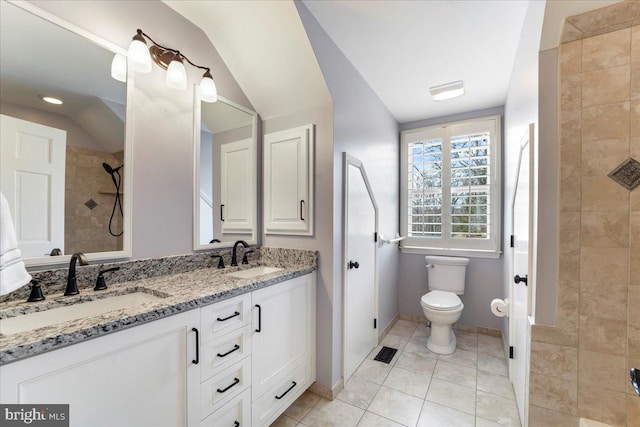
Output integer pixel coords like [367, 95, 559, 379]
[510, 124, 534, 426]
[0, 115, 66, 258]
[220, 138, 254, 234]
[343, 154, 378, 380]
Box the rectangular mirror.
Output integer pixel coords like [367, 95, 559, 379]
[193, 91, 257, 250]
[0, 1, 133, 267]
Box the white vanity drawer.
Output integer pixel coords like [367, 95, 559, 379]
[201, 324, 252, 382]
[200, 388, 251, 427]
[252, 361, 311, 427]
[200, 356, 251, 420]
[201, 293, 251, 342]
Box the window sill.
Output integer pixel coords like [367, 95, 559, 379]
[399, 245, 502, 259]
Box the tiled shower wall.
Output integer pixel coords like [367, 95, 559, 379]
[65, 146, 124, 255]
[528, 15, 639, 427]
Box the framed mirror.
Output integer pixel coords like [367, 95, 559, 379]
[0, 1, 133, 267]
[193, 90, 257, 250]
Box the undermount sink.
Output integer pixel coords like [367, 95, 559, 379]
[225, 266, 283, 279]
[0, 291, 165, 336]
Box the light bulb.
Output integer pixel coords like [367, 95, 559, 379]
[110, 53, 127, 82]
[200, 70, 217, 103]
[127, 31, 151, 73]
[166, 56, 187, 90]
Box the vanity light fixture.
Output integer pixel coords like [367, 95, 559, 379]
[112, 29, 217, 102]
[430, 80, 465, 101]
[110, 53, 127, 83]
[40, 96, 63, 105]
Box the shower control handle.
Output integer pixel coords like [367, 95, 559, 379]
[348, 260, 359, 269]
[514, 275, 528, 286]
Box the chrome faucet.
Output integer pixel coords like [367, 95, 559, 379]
[65, 252, 88, 296]
[231, 240, 249, 267]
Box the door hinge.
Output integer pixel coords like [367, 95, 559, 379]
[374, 232, 378, 242]
[374, 318, 377, 329]
[509, 346, 514, 359]
[510, 235, 515, 248]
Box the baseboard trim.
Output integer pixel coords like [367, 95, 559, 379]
[378, 313, 399, 342]
[309, 378, 344, 401]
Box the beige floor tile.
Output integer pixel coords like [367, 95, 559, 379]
[477, 370, 515, 400]
[284, 391, 322, 421]
[438, 348, 478, 368]
[416, 401, 475, 427]
[476, 391, 521, 427]
[433, 359, 477, 389]
[426, 378, 476, 415]
[395, 351, 437, 375]
[337, 376, 381, 409]
[412, 323, 429, 339]
[388, 322, 416, 338]
[353, 359, 393, 384]
[271, 414, 299, 427]
[301, 398, 364, 427]
[404, 339, 440, 359]
[456, 331, 478, 352]
[383, 366, 431, 399]
[477, 336, 505, 359]
[356, 411, 403, 427]
[478, 353, 508, 377]
[368, 386, 424, 426]
[395, 319, 418, 329]
[475, 418, 503, 427]
[380, 334, 409, 351]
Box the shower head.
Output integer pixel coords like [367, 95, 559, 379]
[102, 162, 123, 175]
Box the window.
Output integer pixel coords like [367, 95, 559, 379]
[400, 116, 501, 257]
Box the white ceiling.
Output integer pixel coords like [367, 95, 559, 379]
[167, 0, 626, 126]
[164, 0, 331, 121]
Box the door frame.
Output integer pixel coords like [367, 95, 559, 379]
[342, 153, 379, 380]
[508, 123, 535, 426]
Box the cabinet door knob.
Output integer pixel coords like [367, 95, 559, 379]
[513, 275, 528, 285]
[348, 260, 359, 269]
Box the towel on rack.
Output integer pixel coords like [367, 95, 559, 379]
[0, 192, 31, 295]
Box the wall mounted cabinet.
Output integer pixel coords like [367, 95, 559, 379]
[264, 124, 314, 235]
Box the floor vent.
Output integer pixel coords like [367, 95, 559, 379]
[373, 346, 398, 364]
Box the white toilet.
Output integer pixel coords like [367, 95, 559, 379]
[420, 255, 469, 355]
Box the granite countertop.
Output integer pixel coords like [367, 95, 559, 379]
[0, 248, 316, 365]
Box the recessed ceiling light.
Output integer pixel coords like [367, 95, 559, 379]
[40, 96, 63, 105]
[430, 80, 465, 101]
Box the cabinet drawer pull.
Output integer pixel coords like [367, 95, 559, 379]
[220, 204, 225, 221]
[233, 422, 239, 427]
[216, 311, 240, 322]
[217, 344, 240, 358]
[275, 381, 297, 400]
[300, 200, 305, 221]
[216, 377, 240, 394]
[192, 328, 199, 365]
[255, 304, 262, 333]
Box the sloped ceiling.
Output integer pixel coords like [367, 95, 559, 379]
[164, 0, 332, 121]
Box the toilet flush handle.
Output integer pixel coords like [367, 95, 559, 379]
[426, 264, 434, 268]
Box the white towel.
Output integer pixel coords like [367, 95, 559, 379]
[0, 192, 31, 295]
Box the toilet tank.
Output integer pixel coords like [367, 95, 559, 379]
[425, 255, 470, 295]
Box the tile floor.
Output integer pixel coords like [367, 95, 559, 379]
[272, 319, 521, 427]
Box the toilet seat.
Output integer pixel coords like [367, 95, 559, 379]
[421, 290, 462, 311]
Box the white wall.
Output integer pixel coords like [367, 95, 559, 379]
[28, 0, 254, 261]
[296, 2, 400, 389]
[398, 107, 506, 330]
[502, 0, 546, 341]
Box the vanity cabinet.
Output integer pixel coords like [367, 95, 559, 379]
[263, 124, 314, 236]
[0, 309, 201, 427]
[0, 273, 316, 427]
[251, 273, 316, 426]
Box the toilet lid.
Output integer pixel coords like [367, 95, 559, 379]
[421, 290, 462, 311]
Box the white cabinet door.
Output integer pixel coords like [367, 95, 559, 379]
[251, 274, 316, 402]
[220, 138, 255, 234]
[0, 310, 200, 427]
[264, 125, 314, 235]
